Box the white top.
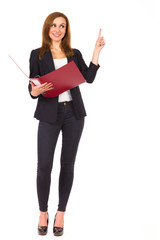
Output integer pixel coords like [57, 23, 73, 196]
[53, 58, 72, 102]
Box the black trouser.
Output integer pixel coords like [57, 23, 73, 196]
[37, 102, 84, 212]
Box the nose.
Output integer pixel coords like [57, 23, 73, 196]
[55, 26, 61, 32]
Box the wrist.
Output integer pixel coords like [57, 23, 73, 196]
[93, 46, 101, 54]
[31, 90, 39, 97]
[92, 49, 100, 66]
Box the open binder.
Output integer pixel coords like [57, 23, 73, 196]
[9, 55, 86, 98]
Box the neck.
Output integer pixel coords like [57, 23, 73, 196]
[50, 40, 62, 51]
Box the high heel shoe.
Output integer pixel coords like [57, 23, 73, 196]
[53, 213, 64, 236]
[38, 212, 49, 236]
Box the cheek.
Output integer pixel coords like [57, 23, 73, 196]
[61, 28, 66, 36]
[48, 28, 52, 38]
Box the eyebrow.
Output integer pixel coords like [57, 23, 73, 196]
[52, 23, 66, 25]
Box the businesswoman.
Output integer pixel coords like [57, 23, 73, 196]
[29, 12, 105, 236]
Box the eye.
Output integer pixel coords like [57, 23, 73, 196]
[51, 24, 56, 27]
[60, 25, 65, 28]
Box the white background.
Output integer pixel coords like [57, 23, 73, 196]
[1, 0, 160, 239]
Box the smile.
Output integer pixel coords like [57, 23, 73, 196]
[52, 33, 61, 37]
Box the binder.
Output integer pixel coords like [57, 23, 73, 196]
[9, 55, 86, 98]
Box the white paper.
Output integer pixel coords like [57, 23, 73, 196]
[31, 79, 41, 86]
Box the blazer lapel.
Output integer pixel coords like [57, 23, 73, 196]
[43, 49, 55, 72]
[43, 49, 75, 73]
[67, 55, 74, 63]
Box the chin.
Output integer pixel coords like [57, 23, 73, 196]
[53, 38, 63, 42]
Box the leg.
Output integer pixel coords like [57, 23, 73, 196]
[37, 121, 61, 212]
[58, 115, 85, 212]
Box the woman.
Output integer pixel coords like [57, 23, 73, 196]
[29, 12, 105, 236]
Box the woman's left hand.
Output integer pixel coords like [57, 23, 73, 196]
[92, 29, 105, 65]
[94, 29, 105, 52]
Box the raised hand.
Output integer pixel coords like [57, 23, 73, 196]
[95, 29, 105, 52]
[30, 81, 54, 97]
[92, 29, 105, 65]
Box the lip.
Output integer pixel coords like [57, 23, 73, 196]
[52, 33, 61, 37]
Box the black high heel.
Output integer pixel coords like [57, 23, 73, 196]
[38, 212, 49, 236]
[53, 213, 64, 236]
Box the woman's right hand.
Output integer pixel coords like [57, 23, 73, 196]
[30, 81, 54, 97]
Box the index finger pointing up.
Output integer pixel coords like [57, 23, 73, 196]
[98, 28, 102, 38]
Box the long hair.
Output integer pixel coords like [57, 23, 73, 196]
[39, 12, 74, 60]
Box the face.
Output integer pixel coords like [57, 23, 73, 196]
[49, 17, 67, 42]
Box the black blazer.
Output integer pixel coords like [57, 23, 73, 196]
[28, 48, 100, 123]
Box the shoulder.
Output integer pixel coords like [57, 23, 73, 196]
[31, 47, 41, 54]
[30, 48, 41, 60]
[72, 48, 82, 55]
[72, 48, 83, 60]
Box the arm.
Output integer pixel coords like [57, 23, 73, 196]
[76, 50, 100, 84]
[28, 50, 40, 99]
[76, 29, 105, 84]
[28, 50, 53, 98]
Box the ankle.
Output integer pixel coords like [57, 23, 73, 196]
[56, 211, 65, 217]
[40, 211, 48, 216]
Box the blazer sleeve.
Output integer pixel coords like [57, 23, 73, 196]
[28, 49, 40, 99]
[75, 49, 100, 83]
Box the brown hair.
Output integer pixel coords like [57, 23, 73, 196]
[39, 12, 74, 60]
